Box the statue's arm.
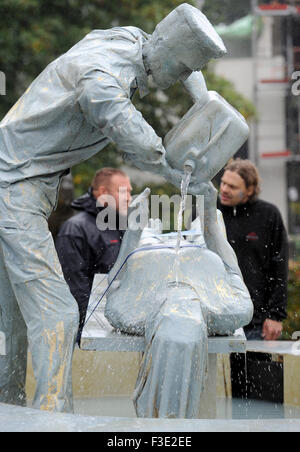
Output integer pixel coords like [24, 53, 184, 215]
[202, 183, 242, 278]
[181, 71, 209, 105]
[203, 183, 253, 323]
[77, 70, 189, 187]
[76, 70, 167, 172]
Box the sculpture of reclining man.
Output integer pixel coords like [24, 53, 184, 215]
[105, 184, 254, 419]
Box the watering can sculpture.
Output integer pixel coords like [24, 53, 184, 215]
[104, 73, 253, 419]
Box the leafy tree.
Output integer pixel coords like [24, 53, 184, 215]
[0, 0, 185, 119]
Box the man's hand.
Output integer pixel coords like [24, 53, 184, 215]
[262, 319, 283, 341]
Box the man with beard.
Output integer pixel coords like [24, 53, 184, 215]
[218, 159, 288, 398]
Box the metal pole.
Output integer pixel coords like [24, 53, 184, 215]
[251, 0, 260, 167]
[286, 16, 294, 79]
[298, 93, 300, 155]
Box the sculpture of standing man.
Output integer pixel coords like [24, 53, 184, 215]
[0, 4, 228, 412]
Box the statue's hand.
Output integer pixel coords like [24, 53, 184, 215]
[202, 182, 218, 207]
[202, 182, 219, 227]
[162, 164, 210, 196]
[128, 187, 151, 231]
[129, 187, 151, 209]
[187, 179, 212, 196]
[192, 182, 218, 228]
[159, 163, 183, 190]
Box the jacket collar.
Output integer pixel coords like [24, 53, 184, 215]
[71, 187, 98, 216]
[218, 197, 258, 217]
[71, 187, 127, 231]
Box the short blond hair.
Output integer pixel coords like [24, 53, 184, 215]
[92, 168, 127, 190]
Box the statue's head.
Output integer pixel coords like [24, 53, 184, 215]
[143, 3, 227, 90]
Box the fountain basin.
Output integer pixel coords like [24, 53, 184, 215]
[1, 402, 300, 432]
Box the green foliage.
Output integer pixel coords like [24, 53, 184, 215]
[0, 0, 186, 119]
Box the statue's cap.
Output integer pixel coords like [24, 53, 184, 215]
[154, 3, 227, 66]
[176, 3, 227, 58]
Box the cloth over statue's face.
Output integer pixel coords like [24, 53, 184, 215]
[143, 3, 227, 90]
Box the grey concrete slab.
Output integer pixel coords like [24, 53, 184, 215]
[80, 328, 247, 354]
[247, 341, 300, 356]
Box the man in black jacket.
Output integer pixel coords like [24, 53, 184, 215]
[217, 159, 289, 400]
[218, 159, 288, 341]
[56, 168, 132, 340]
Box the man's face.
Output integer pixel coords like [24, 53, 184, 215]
[94, 174, 132, 216]
[220, 170, 254, 207]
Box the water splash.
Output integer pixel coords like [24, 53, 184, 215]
[174, 167, 192, 285]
